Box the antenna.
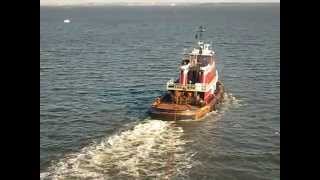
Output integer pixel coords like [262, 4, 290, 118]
[195, 25, 206, 41]
[183, 48, 188, 54]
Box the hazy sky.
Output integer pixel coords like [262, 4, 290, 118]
[41, 0, 280, 6]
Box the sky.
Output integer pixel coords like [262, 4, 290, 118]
[40, 0, 280, 6]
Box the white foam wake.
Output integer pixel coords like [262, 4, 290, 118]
[41, 120, 193, 180]
[218, 92, 242, 111]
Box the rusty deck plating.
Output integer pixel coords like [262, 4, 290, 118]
[149, 82, 224, 121]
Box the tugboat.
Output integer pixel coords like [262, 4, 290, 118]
[149, 26, 224, 121]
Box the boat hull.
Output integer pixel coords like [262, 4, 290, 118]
[149, 82, 224, 121]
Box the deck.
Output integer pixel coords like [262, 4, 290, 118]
[153, 103, 199, 111]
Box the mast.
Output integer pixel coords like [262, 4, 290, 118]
[194, 25, 207, 59]
[195, 25, 206, 43]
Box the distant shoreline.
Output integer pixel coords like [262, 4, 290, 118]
[40, 2, 280, 7]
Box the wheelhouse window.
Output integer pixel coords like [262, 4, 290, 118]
[199, 55, 212, 67]
[181, 59, 189, 65]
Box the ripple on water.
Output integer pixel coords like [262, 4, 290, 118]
[41, 120, 195, 179]
[41, 5, 279, 179]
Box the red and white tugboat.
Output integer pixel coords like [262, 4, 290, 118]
[149, 26, 224, 121]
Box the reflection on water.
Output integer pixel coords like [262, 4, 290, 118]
[41, 4, 279, 179]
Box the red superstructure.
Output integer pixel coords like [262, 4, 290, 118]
[149, 26, 224, 121]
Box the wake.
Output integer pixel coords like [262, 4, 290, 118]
[41, 92, 240, 180]
[41, 120, 194, 180]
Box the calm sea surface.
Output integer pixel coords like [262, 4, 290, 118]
[40, 4, 280, 179]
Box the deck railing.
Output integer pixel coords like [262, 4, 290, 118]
[166, 70, 218, 92]
[166, 81, 207, 92]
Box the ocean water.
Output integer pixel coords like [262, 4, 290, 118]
[40, 4, 280, 179]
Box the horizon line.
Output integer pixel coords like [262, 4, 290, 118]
[40, 2, 280, 7]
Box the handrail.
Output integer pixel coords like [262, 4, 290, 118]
[166, 82, 207, 92]
[166, 70, 218, 92]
